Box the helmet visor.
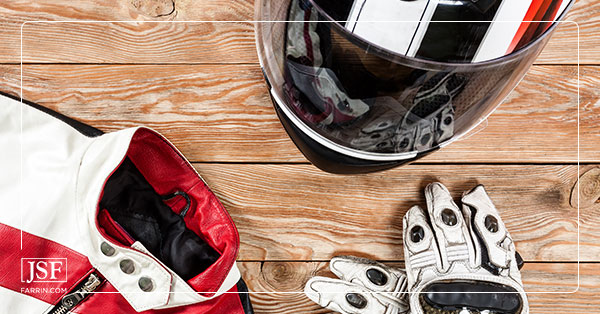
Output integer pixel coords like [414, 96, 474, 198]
[256, 0, 570, 160]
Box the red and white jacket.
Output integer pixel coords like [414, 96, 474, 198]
[0, 93, 253, 314]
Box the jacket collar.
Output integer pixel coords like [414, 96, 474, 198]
[76, 127, 240, 312]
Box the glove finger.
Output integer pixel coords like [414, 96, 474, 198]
[460, 185, 528, 312]
[304, 276, 408, 314]
[461, 185, 520, 277]
[329, 256, 407, 294]
[423, 182, 475, 272]
[403, 205, 441, 285]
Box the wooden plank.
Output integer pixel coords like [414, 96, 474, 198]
[238, 261, 599, 314]
[1, 64, 596, 163]
[538, 1, 600, 64]
[187, 164, 599, 262]
[0, 0, 597, 64]
[17, 21, 258, 64]
[0, 0, 257, 64]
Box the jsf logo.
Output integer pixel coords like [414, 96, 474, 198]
[21, 258, 67, 283]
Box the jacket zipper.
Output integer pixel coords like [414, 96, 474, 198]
[47, 272, 104, 314]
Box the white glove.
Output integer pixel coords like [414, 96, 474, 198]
[305, 183, 527, 314]
[304, 256, 409, 314]
[403, 182, 527, 314]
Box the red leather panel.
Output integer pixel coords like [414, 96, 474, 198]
[0, 223, 93, 305]
[0, 223, 244, 313]
[74, 279, 245, 314]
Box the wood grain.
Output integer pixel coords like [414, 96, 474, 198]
[187, 163, 600, 262]
[0, 0, 597, 64]
[538, 1, 600, 64]
[237, 262, 599, 314]
[0, 0, 255, 64]
[0, 64, 596, 163]
[0, 1, 598, 312]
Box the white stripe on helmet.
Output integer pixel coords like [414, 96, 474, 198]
[474, 0, 533, 62]
[346, 0, 430, 55]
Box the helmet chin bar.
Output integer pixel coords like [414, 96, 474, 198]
[420, 281, 522, 314]
[273, 98, 437, 174]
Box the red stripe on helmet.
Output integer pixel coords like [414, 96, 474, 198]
[507, 0, 562, 54]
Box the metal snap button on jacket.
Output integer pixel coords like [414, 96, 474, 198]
[101, 242, 115, 256]
[119, 259, 135, 274]
[139, 277, 154, 292]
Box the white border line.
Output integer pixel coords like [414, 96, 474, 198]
[18, 20, 581, 297]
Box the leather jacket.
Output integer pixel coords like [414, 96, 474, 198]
[0, 93, 253, 314]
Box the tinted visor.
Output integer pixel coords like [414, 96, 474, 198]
[257, 0, 567, 159]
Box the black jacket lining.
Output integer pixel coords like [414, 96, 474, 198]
[99, 158, 220, 281]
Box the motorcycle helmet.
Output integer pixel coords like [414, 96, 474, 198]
[255, 0, 573, 174]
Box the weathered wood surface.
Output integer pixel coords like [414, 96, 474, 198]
[188, 163, 599, 262]
[0, 0, 597, 64]
[0, 0, 598, 312]
[238, 262, 599, 314]
[1, 64, 596, 163]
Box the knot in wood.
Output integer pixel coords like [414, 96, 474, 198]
[131, 0, 175, 18]
[262, 262, 306, 291]
[570, 167, 600, 209]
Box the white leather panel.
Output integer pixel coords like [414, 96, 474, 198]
[0, 96, 241, 311]
[0, 286, 51, 313]
[0, 96, 92, 255]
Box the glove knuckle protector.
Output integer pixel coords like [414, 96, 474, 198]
[305, 182, 528, 314]
[404, 183, 528, 314]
